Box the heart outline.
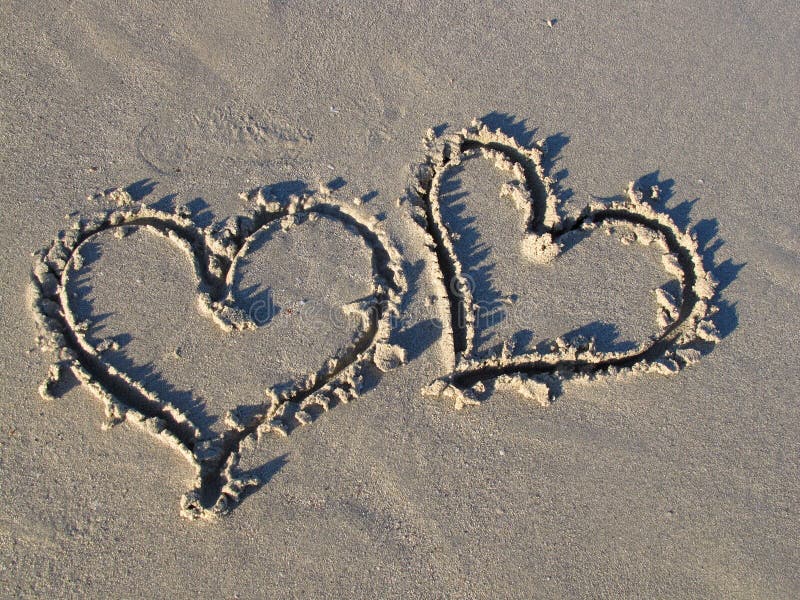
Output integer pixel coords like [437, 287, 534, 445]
[407, 120, 721, 408]
[30, 188, 407, 519]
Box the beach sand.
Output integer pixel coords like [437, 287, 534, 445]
[1, 1, 798, 597]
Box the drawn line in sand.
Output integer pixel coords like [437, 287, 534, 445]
[29, 187, 406, 519]
[406, 119, 721, 409]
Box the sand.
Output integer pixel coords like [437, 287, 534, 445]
[1, 1, 798, 597]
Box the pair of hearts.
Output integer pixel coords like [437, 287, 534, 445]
[29, 120, 720, 519]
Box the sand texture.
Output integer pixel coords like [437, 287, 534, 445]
[1, 1, 798, 598]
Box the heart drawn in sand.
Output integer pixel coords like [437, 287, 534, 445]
[29, 188, 406, 519]
[407, 120, 720, 408]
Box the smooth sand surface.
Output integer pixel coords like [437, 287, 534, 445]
[2, 1, 798, 597]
